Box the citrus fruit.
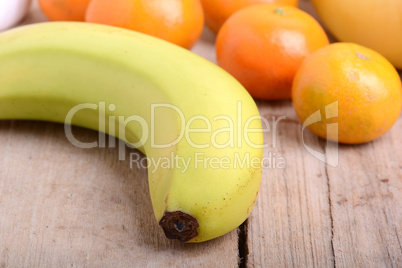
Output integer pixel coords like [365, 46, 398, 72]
[38, 0, 92, 21]
[216, 4, 329, 100]
[292, 43, 402, 144]
[85, 0, 204, 49]
[201, 0, 298, 34]
[311, 0, 402, 69]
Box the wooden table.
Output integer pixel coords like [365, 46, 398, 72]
[0, 0, 401, 267]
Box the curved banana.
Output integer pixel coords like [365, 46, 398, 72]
[0, 22, 263, 242]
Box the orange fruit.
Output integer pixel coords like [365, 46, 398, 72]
[216, 4, 329, 100]
[39, 0, 92, 21]
[201, 0, 298, 34]
[85, 0, 204, 49]
[292, 43, 402, 144]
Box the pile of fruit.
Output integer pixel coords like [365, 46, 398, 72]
[32, 0, 402, 144]
[0, 0, 400, 242]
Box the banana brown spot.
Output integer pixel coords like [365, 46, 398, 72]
[159, 211, 199, 242]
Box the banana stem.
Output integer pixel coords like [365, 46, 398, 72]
[159, 211, 199, 242]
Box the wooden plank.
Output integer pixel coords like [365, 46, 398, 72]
[327, 115, 402, 267]
[247, 102, 334, 267]
[247, 1, 402, 267]
[0, 121, 239, 267]
[248, 103, 401, 267]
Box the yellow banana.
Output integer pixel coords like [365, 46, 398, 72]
[0, 22, 263, 242]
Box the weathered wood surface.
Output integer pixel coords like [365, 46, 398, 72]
[0, 122, 239, 267]
[0, 0, 401, 267]
[249, 102, 402, 268]
[247, 1, 402, 267]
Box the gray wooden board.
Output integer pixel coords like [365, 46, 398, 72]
[0, 0, 401, 267]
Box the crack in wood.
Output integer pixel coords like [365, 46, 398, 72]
[318, 138, 337, 268]
[238, 220, 249, 268]
[324, 164, 336, 268]
[395, 227, 402, 253]
[283, 170, 295, 266]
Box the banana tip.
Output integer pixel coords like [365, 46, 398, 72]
[159, 211, 199, 242]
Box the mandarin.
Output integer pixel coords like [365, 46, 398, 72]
[85, 0, 204, 49]
[292, 43, 402, 144]
[216, 4, 329, 100]
[201, 0, 298, 34]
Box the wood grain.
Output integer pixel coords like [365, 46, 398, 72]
[246, 1, 402, 267]
[247, 102, 402, 267]
[247, 101, 334, 267]
[0, 0, 401, 267]
[0, 122, 239, 267]
[327, 118, 402, 267]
